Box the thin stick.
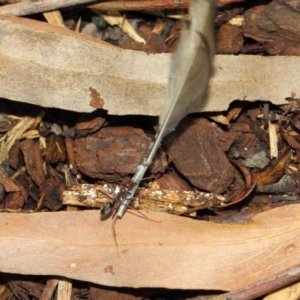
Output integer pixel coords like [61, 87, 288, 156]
[0, 0, 99, 16]
[0, 0, 189, 16]
[213, 263, 300, 300]
[90, 0, 189, 11]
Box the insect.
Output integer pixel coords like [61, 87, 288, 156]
[100, 179, 136, 221]
[100, 179, 137, 249]
[99, 178, 162, 251]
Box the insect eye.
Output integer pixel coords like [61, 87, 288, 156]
[121, 179, 136, 190]
[100, 202, 113, 221]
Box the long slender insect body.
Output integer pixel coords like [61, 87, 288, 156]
[100, 179, 137, 221]
[99, 179, 137, 250]
[99, 178, 162, 252]
[114, 0, 216, 220]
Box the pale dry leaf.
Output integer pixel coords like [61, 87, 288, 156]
[0, 111, 44, 163]
[228, 15, 244, 27]
[20, 129, 40, 140]
[43, 10, 65, 28]
[209, 114, 230, 125]
[0, 15, 297, 115]
[152, 21, 166, 35]
[269, 120, 278, 159]
[56, 279, 72, 300]
[75, 16, 81, 32]
[0, 206, 300, 290]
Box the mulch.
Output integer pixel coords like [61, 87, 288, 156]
[1, 0, 300, 299]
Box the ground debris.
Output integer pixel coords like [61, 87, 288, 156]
[165, 117, 235, 194]
[1, 1, 300, 297]
[243, 0, 300, 55]
[62, 183, 226, 214]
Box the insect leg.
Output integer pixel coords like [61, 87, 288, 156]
[111, 214, 119, 254]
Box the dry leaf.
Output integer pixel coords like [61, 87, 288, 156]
[0, 16, 297, 115]
[43, 10, 65, 28]
[0, 206, 300, 290]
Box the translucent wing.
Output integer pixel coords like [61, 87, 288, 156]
[116, 0, 216, 218]
[159, 0, 216, 136]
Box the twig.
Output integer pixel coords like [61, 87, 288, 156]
[0, 0, 189, 16]
[0, 0, 245, 16]
[213, 263, 300, 300]
[90, 0, 189, 11]
[0, 0, 20, 3]
[57, 278, 72, 300]
[0, 0, 99, 16]
[62, 183, 226, 214]
[40, 279, 58, 300]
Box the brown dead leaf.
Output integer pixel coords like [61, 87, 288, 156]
[256, 150, 291, 186]
[281, 130, 300, 150]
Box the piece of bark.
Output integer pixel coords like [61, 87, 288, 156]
[212, 123, 238, 152]
[0, 15, 299, 115]
[0, 205, 300, 290]
[75, 110, 106, 134]
[0, 171, 20, 192]
[4, 183, 27, 210]
[216, 23, 244, 54]
[166, 118, 235, 193]
[43, 134, 66, 164]
[7, 279, 44, 300]
[40, 279, 58, 300]
[20, 139, 46, 187]
[243, 0, 300, 55]
[153, 171, 192, 191]
[121, 32, 168, 54]
[228, 113, 270, 160]
[40, 177, 65, 211]
[75, 126, 155, 181]
[8, 140, 22, 170]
